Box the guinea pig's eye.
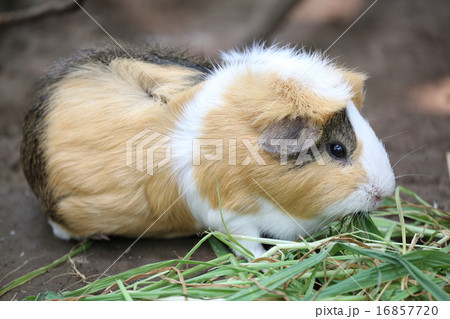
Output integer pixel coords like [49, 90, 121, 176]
[327, 142, 347, 160]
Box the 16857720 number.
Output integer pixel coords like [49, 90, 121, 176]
[376, 306, 438, 316]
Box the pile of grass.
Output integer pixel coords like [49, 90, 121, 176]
[3, 186, 450, 301]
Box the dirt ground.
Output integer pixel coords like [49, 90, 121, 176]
[1, 0, 449, 300]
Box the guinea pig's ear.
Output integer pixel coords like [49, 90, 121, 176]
[341, 70, 367, 109]
[258, 117, 321, 155]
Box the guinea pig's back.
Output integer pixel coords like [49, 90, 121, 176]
[21, 46, 210, 237]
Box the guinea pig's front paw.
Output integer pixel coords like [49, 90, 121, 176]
[90, 234, 110, 241]
[233, 241, 266, 261]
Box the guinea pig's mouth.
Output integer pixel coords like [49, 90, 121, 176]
[370, 196, 384, 211]
[360, 196, 384, 213]
[361, 185, 389, 212]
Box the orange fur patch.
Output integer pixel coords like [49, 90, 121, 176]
[222, 71, 348, 130]
[340, 69, 367, 109]
[45, 59, 202, 237]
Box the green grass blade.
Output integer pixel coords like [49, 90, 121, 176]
[0, 241, 93, 297]
[208, 236, 232, 257]
[227, 248, 330, 300]
[352, 212, 383, 239]
[216, 180, 253, 259]
[317, 244, 450, 300]
[116, 279, 133, 301]
[395, 187, 407, 254]
[62, 259, 177, 297]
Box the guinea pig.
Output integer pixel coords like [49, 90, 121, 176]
[21, 44, 395, 258]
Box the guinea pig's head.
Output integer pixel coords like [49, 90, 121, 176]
[195, 45, 395, 222]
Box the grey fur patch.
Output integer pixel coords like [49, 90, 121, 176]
[258, 117, 321, 155]
[260, 109, 357, 169]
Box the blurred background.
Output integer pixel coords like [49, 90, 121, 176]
[0, 0, 449, 300]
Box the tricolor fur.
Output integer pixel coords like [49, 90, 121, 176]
[21, 45, 395, 258]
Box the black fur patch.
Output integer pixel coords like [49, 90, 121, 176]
[20, 85, 63, 223]
[46, 44, 212, 87]
[317, 109, 357, 160]
[288, 109, 357, 168]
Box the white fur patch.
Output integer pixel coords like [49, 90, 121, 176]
[347, 102, 396, 199]
[253, 198, 335, 240]
[220, 45, 352, 102]
[169, 69, 228, 231]
[170, 50, 267, 255]
[48, 220, 73, 240]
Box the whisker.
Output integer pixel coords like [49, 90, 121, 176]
[395, 173, 429, 180]
[381, 130, 409, 141]
[446, 152, 450, 181]
[367, 116, 381, 123]
[392, 146, 426, 169]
